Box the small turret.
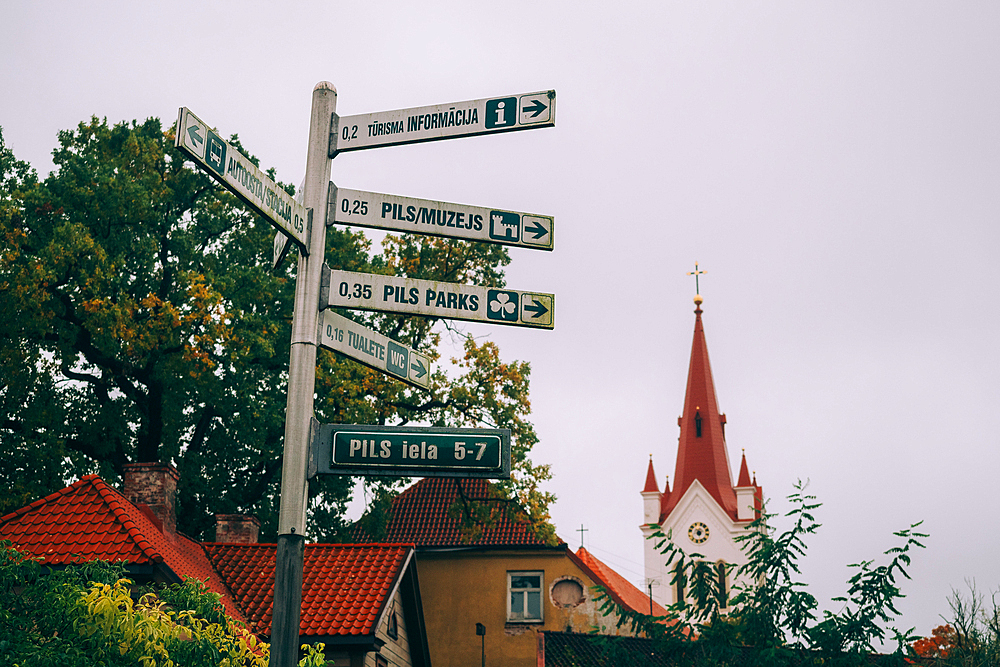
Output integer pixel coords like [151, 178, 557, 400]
[641, 457, 661, 524]
[735, 450, 756, 521]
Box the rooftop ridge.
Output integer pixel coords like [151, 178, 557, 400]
[90, 475, 164, 563]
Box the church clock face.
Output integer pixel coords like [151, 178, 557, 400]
[688, 522, 709, 544]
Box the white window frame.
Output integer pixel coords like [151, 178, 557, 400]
[507, 570, 544, 623]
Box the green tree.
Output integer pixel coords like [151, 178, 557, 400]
[0, 118, 551, 541]
[595, 483, 927, 666]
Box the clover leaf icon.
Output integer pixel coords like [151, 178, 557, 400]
[487, 290, 519, 321]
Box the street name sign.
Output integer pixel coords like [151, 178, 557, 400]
[332, 90, 556, 154]
[175, 107, 311, 252]
[329, 184, 554, 251]
[311, 423, 511, 479]
[318, 310, 431, 390]
[321, 266, 554, 330]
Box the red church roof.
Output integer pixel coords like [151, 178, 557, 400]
[204, 543, 413, 637]
[642, 458, 659, 493]
[736, 451, 752, 487]
[0, 474, 244, 622]
[570, 547, 670, 618]
[659, 299, 741, 523]
[353, 477, 552, 548]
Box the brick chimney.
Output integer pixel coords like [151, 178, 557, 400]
[214, 515, 261, 543]
[123, 462, 179, 535]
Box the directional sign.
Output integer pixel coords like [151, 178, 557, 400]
[332, 90, 556, 154]
[175, 108, 311, 251]
[321, 266, 554, 330]
[318, 310, 431, 390]
[330, 184, 554, 251]
[311, 423, 511, 479]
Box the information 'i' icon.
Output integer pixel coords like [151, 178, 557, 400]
[485, 97, 516, 129]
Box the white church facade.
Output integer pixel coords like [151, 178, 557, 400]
[640, 294, 763, 609]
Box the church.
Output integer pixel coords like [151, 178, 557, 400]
[641, 293, 763, 609]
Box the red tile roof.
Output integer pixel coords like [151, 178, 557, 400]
[661, 302, 741, 523]
[570, 547, 670, 618]
[0, 475, 244, 623]
[353, 477, 551, 548]
[204, 543, 412, 637]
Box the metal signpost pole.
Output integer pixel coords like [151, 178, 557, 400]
[270, 82, 336, 667]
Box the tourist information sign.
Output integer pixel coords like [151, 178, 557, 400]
[318, 310, 431, 390]
[321, 266, 554, 330]
[175, 108, 311, 251]
[311, 423, 510, 479]
[329, 184, 554, 251]
[332, 89, 556, 154]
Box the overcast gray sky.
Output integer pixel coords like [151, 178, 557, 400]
[4, 0, 999, 640]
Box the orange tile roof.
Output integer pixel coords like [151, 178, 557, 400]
[204, 543, 412, 637]
[570, 547, 670, 618]
[353, 477, 551, 547]
[0, 475, 244, 623]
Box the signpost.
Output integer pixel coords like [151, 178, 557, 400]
[318, 310, 431, 390]
[322, 266, 554, 329]
[332, 90, 555, 154]
[312, 423, 510, 479]
[176, 108, 311, 252]
[329, 184, 554, 251]
[178, 83, 556, 667]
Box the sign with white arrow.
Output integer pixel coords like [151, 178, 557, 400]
[329, 184, 554, 251]
[175, 107, 311, 251]
[311, 423, 511, 479]
[318, 310, 431, 390]
[321, 266, 554, 330]
[332, 90, 555, 154]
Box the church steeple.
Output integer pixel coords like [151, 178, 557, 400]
[660, 295, 739, 521]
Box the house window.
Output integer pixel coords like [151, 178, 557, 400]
[375, 655, 388, 667]
[508, 571, 543, 622]
[387, 611, 398, 640]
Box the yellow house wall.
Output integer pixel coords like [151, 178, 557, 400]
[415, 549, 631, 667]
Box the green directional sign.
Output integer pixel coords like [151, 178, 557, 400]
[332, 90, 555, 154]
[311, 423, 511, 479]
[318, 310, 431, 390]
[329, 184, 554, 251]
[175, 107, 310, 251]
[321, 266, 554, 329]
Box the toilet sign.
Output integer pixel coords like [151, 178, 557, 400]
[332, 90, 555, 154]
[318, 310, 431, 390]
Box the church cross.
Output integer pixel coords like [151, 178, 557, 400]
[576, 524, 589, 549]
[687, 262, 707, 295]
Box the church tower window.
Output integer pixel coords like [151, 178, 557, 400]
[716, 561, 728, 606]
[694, 412, 703, 437]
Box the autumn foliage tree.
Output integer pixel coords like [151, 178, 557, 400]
[0, 118, 552, 541]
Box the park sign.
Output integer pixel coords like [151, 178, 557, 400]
[311, 422, 511, 479]
[329, 184, 554, 251]
[175, 108, 311, 252]
[321, 266, 554, 330]
[318, 310, 431, 390]
[332, 89, 555, 154]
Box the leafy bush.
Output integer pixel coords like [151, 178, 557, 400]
[594, 483, 927, 666]
[0, 539, 330, 666]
